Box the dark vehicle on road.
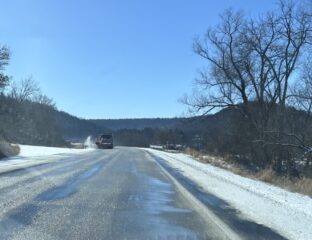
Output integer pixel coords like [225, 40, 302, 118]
[95, 133, 114, 149]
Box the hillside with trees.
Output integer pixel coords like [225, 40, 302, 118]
[55, 111, 106, 142]
[0, 45, 65, 148]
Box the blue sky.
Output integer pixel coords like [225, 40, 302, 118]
[0, 0, 276, 119]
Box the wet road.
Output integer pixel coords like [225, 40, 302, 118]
[0, 147, 230, 240]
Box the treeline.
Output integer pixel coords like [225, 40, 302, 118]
[89, 118, 184, 131]
[113, 128, 187, 147]
[0, 46, 65, 147]
[196, 106, 312, 177]
[0, 94, 65, 146]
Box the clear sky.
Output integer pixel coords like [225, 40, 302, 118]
[0, 0, 276, 119]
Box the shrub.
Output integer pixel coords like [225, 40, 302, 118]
[0, 137, 20, 159]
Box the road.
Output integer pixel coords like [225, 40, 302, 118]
[0, 147, 286, 240]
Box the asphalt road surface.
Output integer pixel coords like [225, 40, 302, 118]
[0, 147, 286, 240]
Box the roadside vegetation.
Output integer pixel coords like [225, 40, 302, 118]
[185, 147, 312, 196]
[0, 136, 20, 158]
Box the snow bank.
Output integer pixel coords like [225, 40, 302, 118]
[146, 148, 312, 240]
[18, 144, 93, 157]
[0, 145, 95, 174]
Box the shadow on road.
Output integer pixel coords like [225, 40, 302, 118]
[149, 152, 287, 240]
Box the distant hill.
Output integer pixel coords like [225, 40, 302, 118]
[54, 107, 240, 143]
[55, 111, 108, 141]
[55, 111, 196, 142]
[88, 118, 186, 131]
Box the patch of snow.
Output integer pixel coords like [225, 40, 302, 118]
[145, 148, 312, 240]
[150, 144, 164, 150]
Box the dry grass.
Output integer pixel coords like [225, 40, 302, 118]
[184, 147, 312, 196]
[255, 168, 312, 196]
[184, 148, 244, 173]
[0, 138, 20, 158]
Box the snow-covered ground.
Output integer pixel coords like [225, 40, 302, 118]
[146, 148, 312, 240]
[0, 145, 95, 174]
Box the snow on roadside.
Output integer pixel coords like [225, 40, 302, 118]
[146, 148, 312, 240]
[0, 145, 95, 174]
[18, 144, 93, 157]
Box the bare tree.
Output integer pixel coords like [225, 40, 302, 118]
[10, 77, 41, 102]
[184, 9, 247, 113]
[245, 0, 312, 159]
[0, 45, 10, 90]
[288, 56, 312, 160]
[183, 0, 312, 170]
[33, 94, 55, 108]
[186, 2, 311, 125]
[291, 56, 312, 116]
